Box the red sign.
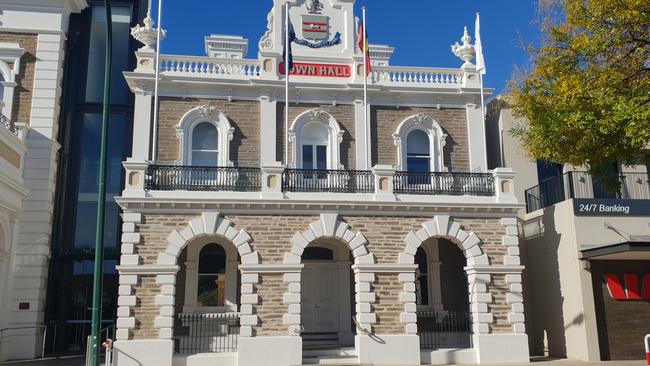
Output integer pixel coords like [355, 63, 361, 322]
[279, 62, 351, 78]
[604, 273, 650, 300]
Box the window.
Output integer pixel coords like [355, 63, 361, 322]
[176, 106, 234, 166]
[393, 113, 447, 172]
[406, 130, 431, 173]
[301, 122, 328, 170]
[191, 122, 219, 166]
[0, 43, 25, 120]
[197, 244, 227, 307]
[302, 246, 334, 261]
[415, 248, 429, 305]
[288, 108, 344, 169]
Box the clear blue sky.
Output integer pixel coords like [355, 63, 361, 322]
[152, 0, 539, 96]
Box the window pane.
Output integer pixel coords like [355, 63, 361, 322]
[197, 275, 225, 307]
[407, 130, 430, 155]
[302, 145, 313, 170]
[71, 114, 128, 249]
[192, 151, 218, 166]
[302, 246, 334, 261]
[198, 244, 226, 274]
[407, 157, 430, 173]
[192, 122, 218, 150]
[316, 145, 327, 170]
[85, 6, 132, 104]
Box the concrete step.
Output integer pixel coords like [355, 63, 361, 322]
[301, 355, 361, 365]
[303, 347, 357, 357]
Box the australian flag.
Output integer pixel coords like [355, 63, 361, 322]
[283, 13, 296, 72]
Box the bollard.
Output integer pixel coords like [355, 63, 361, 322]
[645, 334, 650, 366]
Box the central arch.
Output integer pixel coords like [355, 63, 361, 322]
[282, 214, 376, 344]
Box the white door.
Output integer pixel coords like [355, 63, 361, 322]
[302, 264, 339, 333]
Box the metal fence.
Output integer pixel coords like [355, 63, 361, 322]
[145, 165, 261, 192]
[525, 171, 650, 212]
[174, 313, 240, 354]
[0, 112, 17, 135]
[394, 172, 495, 196]
[282, 169, 375, 193]
[417, 310, 472, 349]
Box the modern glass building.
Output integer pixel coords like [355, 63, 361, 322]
[46, 0, 145, 354]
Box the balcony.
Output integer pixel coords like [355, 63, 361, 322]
[1, 112, 17, 136]
[143, 165, 499, 197]
[524, 171, 650, 213]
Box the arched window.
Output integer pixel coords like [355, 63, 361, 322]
[197, 244, 226, 307]
[406, 130, 431, 173]
[300, 122, 328, 170]
[393, 114, 447, 172]
[191, 122, 219, 166]
[415, 247, 429, 305]
[176, 105, 234, 166]
[288, 108, 344, 169]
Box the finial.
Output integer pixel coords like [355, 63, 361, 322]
[451, 26, 476, 69]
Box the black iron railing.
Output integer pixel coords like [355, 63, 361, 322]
[0, 112, 17, 135]
[282, 169, 375, 193]
[394, 172, 494, 196]
[145, 165, 261, 192]
[417, 310, 472, 349]
[174, 313, 240, 354]
[524, 171, 650, 212]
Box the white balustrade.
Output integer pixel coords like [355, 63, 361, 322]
[371, 66, 464, 86]
[159, 55, 263, 79]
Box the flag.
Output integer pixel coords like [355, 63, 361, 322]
[358, 20, 371, 76]
[283, 11, 296, 71]
[474, 13, 486, 75]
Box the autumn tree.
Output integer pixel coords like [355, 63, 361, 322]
[510, 0, 650, 186]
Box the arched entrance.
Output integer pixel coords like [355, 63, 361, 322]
[300, 239, 353, 347]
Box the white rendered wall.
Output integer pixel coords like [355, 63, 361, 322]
[0, 0, 88, 360]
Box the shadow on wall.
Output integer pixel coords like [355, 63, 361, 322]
[522, 205, 569, 358]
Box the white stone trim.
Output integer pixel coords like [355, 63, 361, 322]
[175, 105, 235, 166]
[0, 42, 25, 120]
[114, 211, 144, 340]
[288, 108, 345, 169]
[499, 217, 525, 333]
[281, 213, 377, 335]
[398, 215, 495, 335]
[393, 113, 448, 172]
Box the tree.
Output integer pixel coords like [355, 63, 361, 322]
[510, 0, 650, 188]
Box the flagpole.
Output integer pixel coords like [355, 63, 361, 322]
[362, 6, 368, 168]
[151, 0, 163, 162]
[285, 1, 290, 166]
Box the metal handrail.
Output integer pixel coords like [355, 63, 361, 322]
[352, 316, 371, 335]
[0, 325, 48, 359]
[85, 325, 114, 366]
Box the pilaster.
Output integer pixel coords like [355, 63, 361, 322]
[465, 102, 488, 172]
[260, 96, 277, 165]
[354, 100, 371, 170]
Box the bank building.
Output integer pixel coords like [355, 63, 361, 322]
[114, 0, 525, 365]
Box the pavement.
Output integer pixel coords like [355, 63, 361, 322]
[0, 356, 647, 366]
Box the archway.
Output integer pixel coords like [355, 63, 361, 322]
[283, 213, 376, 348]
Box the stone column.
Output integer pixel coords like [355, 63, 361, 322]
[260, 96, 277, 165]
[354, 100, 371, 170]
[372, 164, 396, 201]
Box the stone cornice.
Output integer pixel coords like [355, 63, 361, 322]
[239, 264, 304, 273]
[465, 265, 525, 274]
[115, 195, 521, 218]
[116, 265, 179, 275]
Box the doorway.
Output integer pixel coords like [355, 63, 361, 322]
[301, 242, 353, 347]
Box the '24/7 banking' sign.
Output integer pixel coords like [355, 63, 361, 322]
[573, 199, 650, 216]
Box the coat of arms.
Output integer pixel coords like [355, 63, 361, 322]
[302, 15, 329, 41]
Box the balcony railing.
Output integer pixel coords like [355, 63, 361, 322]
[145, 165, 262, 192]
[525, 171, 650, 213]
[174, 313, 240, 354]
[371, 66, 464, 87]
[417, 310, 472, 349]
[394, 171, 495, 196]
[1, 112, 17, 135]
[159, 55, 262, 79]
[282, 169, 375, 193]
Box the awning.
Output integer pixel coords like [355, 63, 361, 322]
[580, 242, 650, 260]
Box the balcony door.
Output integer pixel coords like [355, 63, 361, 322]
[302, 144, 327, 171]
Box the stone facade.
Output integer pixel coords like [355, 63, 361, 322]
[157, 98, 261, 166]
[122, 212, 523, 341]
[371, 106, 470, 171]
[0, 32, 37, 123]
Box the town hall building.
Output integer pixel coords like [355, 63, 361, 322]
[113, 0, 529, 365]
